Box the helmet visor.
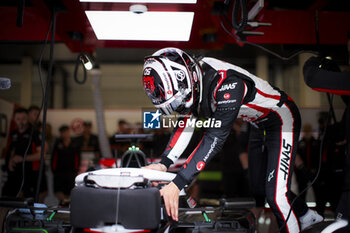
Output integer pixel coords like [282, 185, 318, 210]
[154, 89, 191, 115]
[154, 92, 183, 115]
[143, 69, 167, 105]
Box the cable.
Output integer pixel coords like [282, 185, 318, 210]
[35, 8, 57, 202]
[220, 15, 319, 61]
[245, 41, 319, 61]
[74, 52, 88, 84]
[73, 39, 88, 84]
[38, 19, 53, 99]
[231, 0, 248, 32]
[15, 15, 53, 198]
[115, 187, 121, 226]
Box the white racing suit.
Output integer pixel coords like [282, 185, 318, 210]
[159, 57, 308, 233]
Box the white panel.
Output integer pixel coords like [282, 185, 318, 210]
[85, 11, 194, 41]
[81, 0, 196, 3]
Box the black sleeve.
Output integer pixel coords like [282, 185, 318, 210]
[172, 76, 246, 190]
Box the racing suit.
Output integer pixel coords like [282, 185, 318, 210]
[159, 57, 308, 233]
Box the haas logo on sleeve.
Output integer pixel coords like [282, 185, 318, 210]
[218, 82, 237, 92]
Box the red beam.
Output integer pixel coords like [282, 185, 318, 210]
[245, 9, 350, 45]
[0, 6, 61, 41]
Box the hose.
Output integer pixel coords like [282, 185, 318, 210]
[232, 0, 248, 32]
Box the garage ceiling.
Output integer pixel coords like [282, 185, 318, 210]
[0, 0, 350, 55]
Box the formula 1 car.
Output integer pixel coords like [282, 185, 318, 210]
[2, 167, 256, 233]
[71, 167, 257, 233]
[2, 167, 348, 233]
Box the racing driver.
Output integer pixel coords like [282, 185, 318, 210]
[142, 48, 322, 233]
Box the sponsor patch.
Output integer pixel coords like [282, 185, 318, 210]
[218, 82, 237, 92]
[217, 99, 236, 105]
[224, 93, 230, 99]
[196, 161, 205, 171]
[280, 139, 292, 180]
[176, 70, 186, 81]
[203, 137, 218, 162]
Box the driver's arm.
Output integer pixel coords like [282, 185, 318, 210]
[159, 113, 196, 168]
[172, 76, 246, 190]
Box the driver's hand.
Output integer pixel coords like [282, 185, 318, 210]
[160, 182, 180, 222]
[143, 163, 167, 186]
[143, 163, 167, 172]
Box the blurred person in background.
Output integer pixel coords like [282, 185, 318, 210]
[294, 123, 320, 201]
[110, 119, 131, 157]
[74, 121, 100, 173]
[28, 105, 42, 135]
[28, 105, 40, 127]
[312, 113, 347, 216]
[74, 121, 100, 159]
[51, 125, 80, 205]
[37, 121, 54, 152]
[2, 108, 47, 202]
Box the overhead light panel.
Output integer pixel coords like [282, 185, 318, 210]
[80, 0, 196, 3]
[85, 11, 194, 41]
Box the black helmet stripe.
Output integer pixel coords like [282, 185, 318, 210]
[150, 56, 176, 94]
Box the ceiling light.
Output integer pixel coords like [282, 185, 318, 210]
[129, 4, 148, 14]
[85, 11, 194, 41]
[80, 0, 196, 3]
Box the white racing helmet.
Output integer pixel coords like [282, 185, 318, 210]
[142, 48, 201, 115]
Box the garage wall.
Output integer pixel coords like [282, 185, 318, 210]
[0, 63, 153, 109]
[64, 64, 152, 109]
[0, 63, 45, 107]
[0, 58, 346, 110]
